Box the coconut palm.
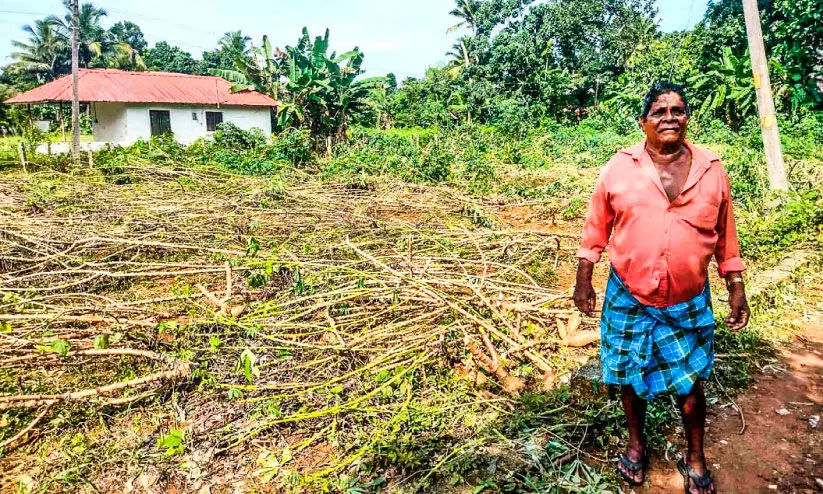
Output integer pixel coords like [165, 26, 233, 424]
[446, 36, 475, 68]
[219, 31, 252, 58]
[10, 19, 68, 81]
[447, 0, 480, 34]
[48, 1, 108, 67]
[108, 42, 147, 70]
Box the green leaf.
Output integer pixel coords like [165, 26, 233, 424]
[209, 68, 249, 85]
[239, 348, 260, 383]
[209, 336, 222, 352]
[93, 334, 109, 349]
[246, 237, 260, 257]
[50, 339, 70, 356]
[156, 429, 185, 456]
[280, 445, 293, 464]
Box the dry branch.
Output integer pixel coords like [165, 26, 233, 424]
[0, 362, 190, 410]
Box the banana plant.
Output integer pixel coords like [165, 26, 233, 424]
[209, 35, 285, 99]
[689, 47, 756, 131]
[278, 28, 386, 147]
[215, 27, 385, 148]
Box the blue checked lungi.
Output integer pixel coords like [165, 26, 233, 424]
[600, 268, 715, 400]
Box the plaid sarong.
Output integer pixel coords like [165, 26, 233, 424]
[600, 268, 715, 400]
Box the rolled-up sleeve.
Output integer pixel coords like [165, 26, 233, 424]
[576, 170, 614, 264]
[714, 170, 746, 277]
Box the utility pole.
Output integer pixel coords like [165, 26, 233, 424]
[741, 0, 788, 191]
[70, 0, 80, 167]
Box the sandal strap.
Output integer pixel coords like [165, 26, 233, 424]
[688, 468, 714, 489]
[678, 458, 714, 489]
[619, 454, 645, 472]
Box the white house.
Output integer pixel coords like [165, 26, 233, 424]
[5, 69, 278, 150]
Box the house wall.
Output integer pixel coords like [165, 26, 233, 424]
[93, 103, 272, 144]
[92, 102, 129, 142]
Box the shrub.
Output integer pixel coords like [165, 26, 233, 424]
[325, 127, 446, 183]
[416, 138, 453, 183]
[207, 148, 283, 176]
[738, 190, 823, 258]
[269, 128, 313, 167]
[461, 158, 497, 195]
[213, 122, 267, 151]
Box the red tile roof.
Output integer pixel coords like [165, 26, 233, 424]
[4, 68, 278, 107]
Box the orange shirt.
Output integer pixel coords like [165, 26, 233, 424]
[576, 139, 746, 308]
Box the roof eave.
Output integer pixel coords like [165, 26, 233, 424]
[4, 98, 279, 106]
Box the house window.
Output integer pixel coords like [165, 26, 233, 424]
[206, 111, 223, 131]
[149, 110, 171, 136]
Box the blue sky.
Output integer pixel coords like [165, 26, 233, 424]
[0, 0, 707, 79]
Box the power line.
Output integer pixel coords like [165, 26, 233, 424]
[0, 10, 54, 16]
[104, 6, 224, 38]
[0, 6, 410, 75]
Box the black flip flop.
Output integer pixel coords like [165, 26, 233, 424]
[677, 457, 715, 493]
[616, 453, 647, 486]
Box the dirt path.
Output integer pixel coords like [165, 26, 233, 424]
[641, 315, 823, 493]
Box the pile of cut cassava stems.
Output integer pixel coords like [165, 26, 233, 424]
[0, 161, 600, 484]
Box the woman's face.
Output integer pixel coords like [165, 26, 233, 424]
[639, 91, 689, 147]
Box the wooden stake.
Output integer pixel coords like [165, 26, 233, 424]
[17, 142, 27, 173]
[742, 0, 788, 191]
[224, 261, 232, 300]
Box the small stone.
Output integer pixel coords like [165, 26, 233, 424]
[809, 415, 820, 428]
[815, 478, 823, 489]
[768, 485, 777, 490]
[776, 408, 791, 416]
[719, 440, 728, 445]
[713, 463, 721, 469]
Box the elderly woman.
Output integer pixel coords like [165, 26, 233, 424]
[573, 82, 750, 493]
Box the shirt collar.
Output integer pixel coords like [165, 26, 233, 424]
[622, 138, 720, 166]
[622, 138, 720, 201]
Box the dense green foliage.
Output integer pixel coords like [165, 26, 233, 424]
[142, 42, 203, 74]
[389, 0, 823, 128]
[212, 28, 388, 150]
[4, 5, 267, 83]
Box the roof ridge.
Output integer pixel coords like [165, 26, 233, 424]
[5, 68, 278, 106]
[80, 68, 221, 80]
